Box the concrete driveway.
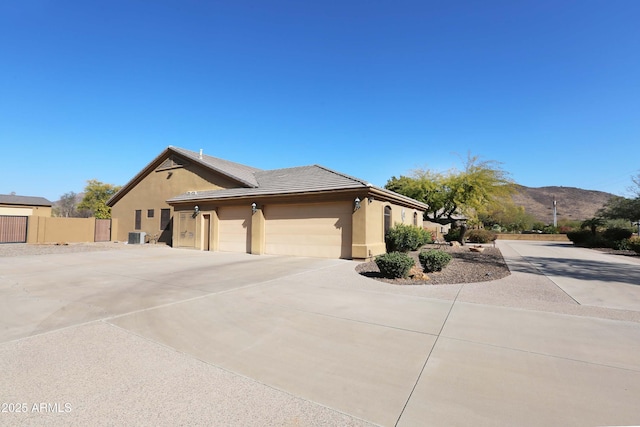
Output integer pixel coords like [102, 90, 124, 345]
[1, 241, 639, 426]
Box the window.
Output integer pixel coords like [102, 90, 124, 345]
[384, 206, 392, 237]
[147, 209, 155, 218]
[160, 208, 171, 230]
[135, 210, 142, 230]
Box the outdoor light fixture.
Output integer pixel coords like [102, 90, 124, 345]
[193, 205, 200, 218]
[251, 202, 257, 214]
[354, 197, 361, 211]
[368, 196, 374, 204]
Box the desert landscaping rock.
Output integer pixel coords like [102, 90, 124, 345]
[356, 243, 511, 285]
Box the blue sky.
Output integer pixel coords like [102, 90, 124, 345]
[2, 0, 639, 202]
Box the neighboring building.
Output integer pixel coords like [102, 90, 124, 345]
[424, 212, 467, 240]
[107, 146, 427, 259]
[0, 194, 53, 217]
[0, 194, 53, 244]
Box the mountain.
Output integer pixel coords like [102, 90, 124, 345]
[511, 185, 615, 224]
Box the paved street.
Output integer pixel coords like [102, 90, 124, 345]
[1, 241, 639, 426]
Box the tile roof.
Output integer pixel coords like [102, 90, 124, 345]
[107, 145, 427, 209]
[167, 164, 428, 210]
[167, 164, 369, 202]
[0, 194, 52, 206]
[169, 147, 261, 188]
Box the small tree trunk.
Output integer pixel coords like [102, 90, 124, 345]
[458, 223, 467, 246]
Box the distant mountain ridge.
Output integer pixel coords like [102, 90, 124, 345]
[511, 185, 615, 224]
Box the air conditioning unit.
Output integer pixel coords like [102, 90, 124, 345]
[128, 232, 146, 244]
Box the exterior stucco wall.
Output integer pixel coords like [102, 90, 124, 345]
[496, 233, 569, 241]
[0, 205, 51, 217]
[352, 197, 425, 260]
[168, 185, 426, 260]
[25, 217, 117, 243]
[111, 159, 241, 243]
[423, 220, 451, 240]
[172, 203, 221, 251]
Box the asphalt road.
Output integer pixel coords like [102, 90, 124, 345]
[1, 241, 639, 426]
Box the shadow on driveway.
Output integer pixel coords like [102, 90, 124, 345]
[520, 256, 640, 286]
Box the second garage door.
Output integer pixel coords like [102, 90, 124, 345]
[265, 202, 352, 259]
[218, 206, 251, 253]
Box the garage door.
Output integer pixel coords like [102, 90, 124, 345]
[218, 206, 251, 253]
[265, 202, 352, 258]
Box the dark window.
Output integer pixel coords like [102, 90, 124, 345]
[384, 206, 392, 237]
[135, 210, 142, 230]
[160, 209, 171, 230]
[413, 212, 418, 226]
[147, 209, 154, 218]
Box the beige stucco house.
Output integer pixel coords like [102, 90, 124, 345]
[107, 146, 427, 259]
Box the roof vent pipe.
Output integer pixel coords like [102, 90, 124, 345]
[199, 149, 203, 159]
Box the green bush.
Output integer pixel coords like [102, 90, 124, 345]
[614, 238, 632, 251]
[443, 228, 461, 242]
[567, 230, 614, 248]
[419, 250, 452, 272]
[566, 230, 592, 246]
[385, 224, 432, 252]
[466, 229, 497, 243]
[602, 227, 633, 242]
[375, 252, 415, 279]
[628, 237, 640, 254]
[541, 225, 559, 234]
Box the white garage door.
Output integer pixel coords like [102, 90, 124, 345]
[218, 206, 251, 253]
[265, 202, 352, 258]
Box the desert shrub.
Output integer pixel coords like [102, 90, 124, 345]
[614, 239, 632, 251]
[628, 237, 640, 254]
[567, 231, 613, 248]
[375, 252, 415, 279]
[443, 228, 461, 242]
[385, 224, 432, 252]
[590, 234, 611, 248]
[605, 219, 634, 230]
[602, 227, 633, 242]
[541, 225, 559, 234]
[566, 230, 592, 246]
[419, 250, 452, 272]
[466, 229, 497, 243]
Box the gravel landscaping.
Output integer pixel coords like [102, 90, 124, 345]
[0, 242, 160, 257]
[356, 243, 511, 285]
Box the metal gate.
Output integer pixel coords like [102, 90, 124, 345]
[0, 216, 28, 243]
[94, 219, 111, 242]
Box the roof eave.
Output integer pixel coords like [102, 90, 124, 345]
[166, 186, 368, 205]
[368, 187, 429, 210]
[167, 185, 428, 210]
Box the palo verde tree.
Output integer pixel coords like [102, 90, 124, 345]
[77, 179, 121, 219]
[386, 154, 516, 224]
[597, 172, 640, 223]
[477, 199, 536, 232]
